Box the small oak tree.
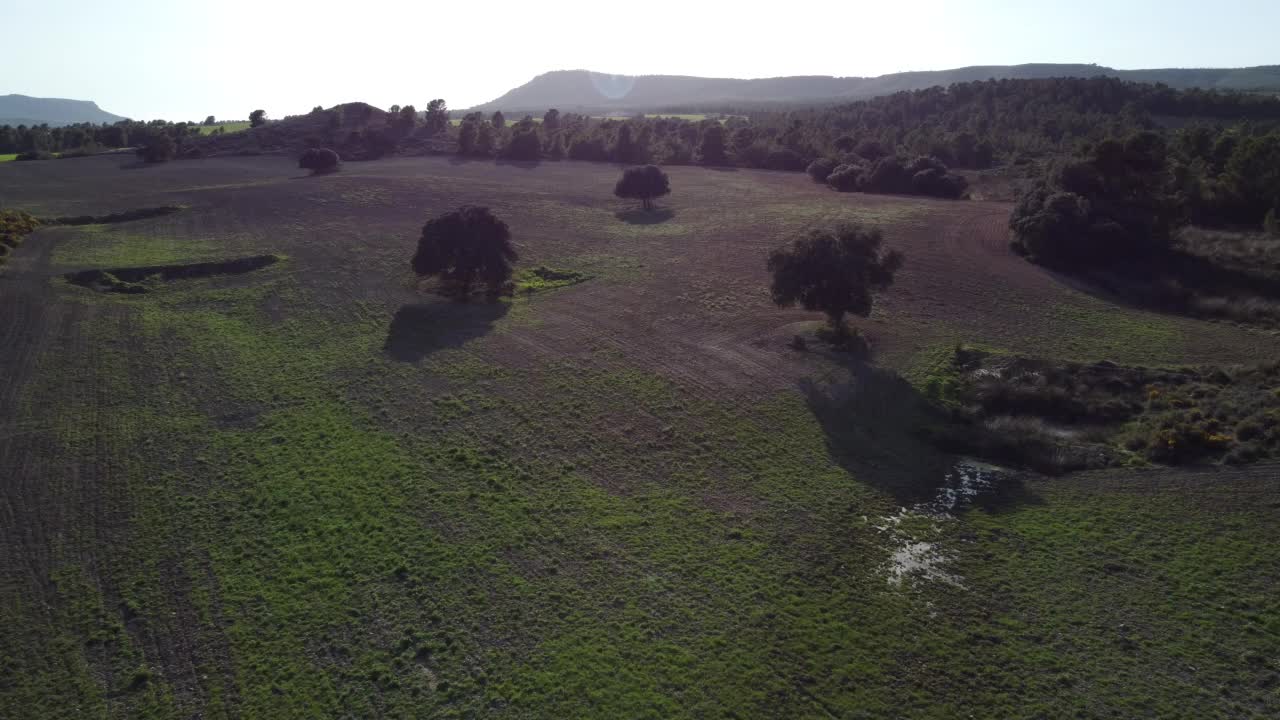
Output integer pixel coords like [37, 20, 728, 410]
[767, 224, 903, 337]
[411, 206, 517, 296]
[614, 165, 670, 211]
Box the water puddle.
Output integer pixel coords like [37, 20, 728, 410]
[876, 460, 1007, 588]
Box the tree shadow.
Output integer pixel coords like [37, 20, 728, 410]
[383, 300, 509, 362]
[705, 165, 738, 173]
[289, 171, 339, 180]
[799, 361, 957, 505]
[494, 158, 541, 171]
[447, 155, 488, 166]
[1041, 250, 1280, 327]
[614, 207, 676, 225]
[117, 159, 158, 170]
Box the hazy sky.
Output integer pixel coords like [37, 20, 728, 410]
[3, 0, 1277, 121]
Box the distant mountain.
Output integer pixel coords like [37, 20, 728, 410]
[472, 64, 1280, 112]
[0, 94, 127, 126]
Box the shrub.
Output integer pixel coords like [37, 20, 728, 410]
[137, 135, 175, 163]
[0, 209, 42, 266]
[826, 163, 865, 192]
[806, 157, 838, 183]
[1, 210, 42, 237]
[866, 156, 912, 194]
[299, 148, 340, 174]
[15, 151, 53, 161]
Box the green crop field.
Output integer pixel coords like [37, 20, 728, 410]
[0, 154, 1277, 719]
[645, 113, 709, 121]
[195, 121, 251, 135]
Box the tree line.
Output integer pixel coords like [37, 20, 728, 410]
[11, 77, 1278, 205]
[1011, 125, 1280, 268]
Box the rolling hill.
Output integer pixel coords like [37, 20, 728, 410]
[472, 63, 1280, 112]
[0, 94, 127, 126]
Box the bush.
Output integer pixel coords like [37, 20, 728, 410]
[137, 135, 175, 163]
[866, 157, 912, 194]
[15, 151, 53, 161]
[806, 158, 838, 183]
[908, 157, 968, 198]
[1, 210, 42, 237]
[826, 163, 865, 192]
[0, 210, 42, 266]
[299, 148, 340, 174]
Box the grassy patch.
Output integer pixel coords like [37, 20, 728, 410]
[1046, 299, 1182, 361]
[195, 122, 251, 135]
[51, 225, 220, 267]
[0, 153, 16, 162]
[956, 478, 1280, 718]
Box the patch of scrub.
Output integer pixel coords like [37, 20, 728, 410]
[513, 265, 590, 294]
[878, 460, 1008, 588]
[44, 205, 183, 226]
[64, 254, 282, 293]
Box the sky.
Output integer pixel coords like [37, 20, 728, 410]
[3, 0, 1277, 121]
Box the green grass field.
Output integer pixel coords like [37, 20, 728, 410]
[0, 153, 17, 162]
[0, 154, 1277, 719]
[195, 121, 251, 135]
